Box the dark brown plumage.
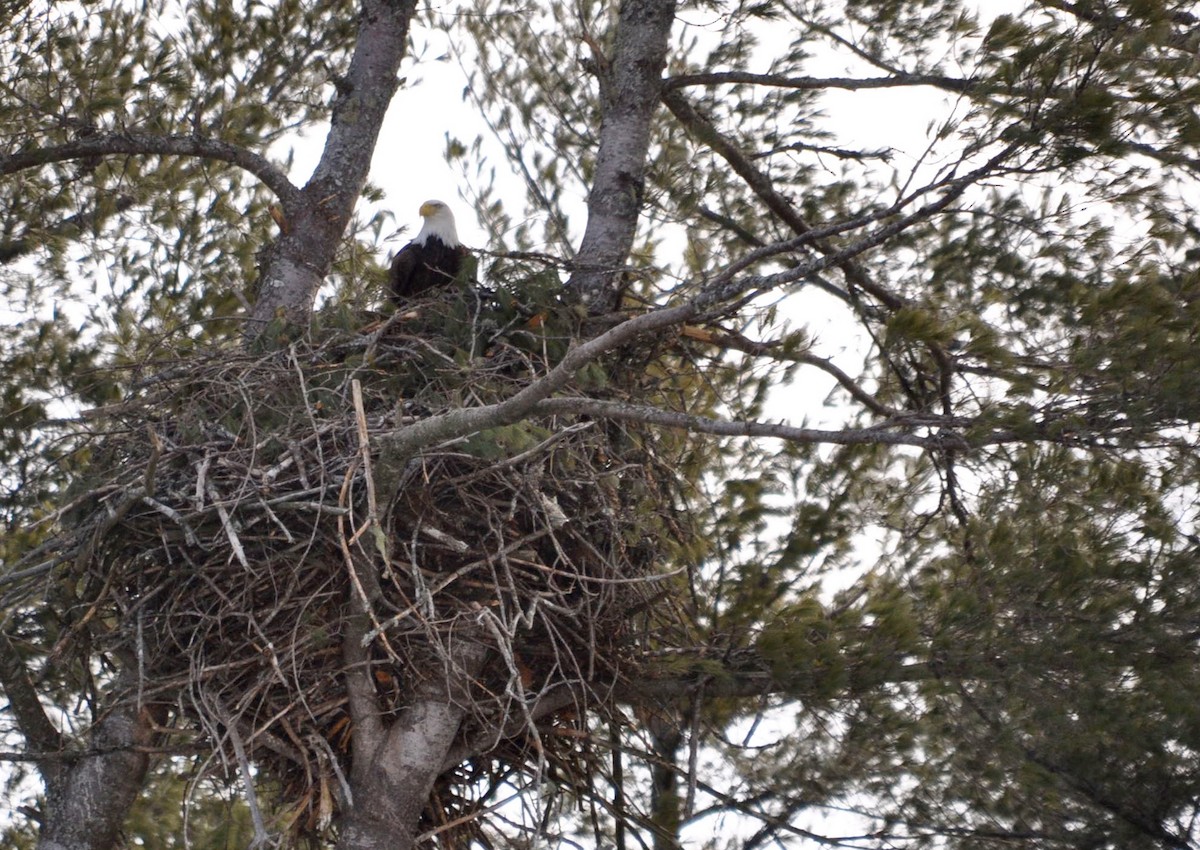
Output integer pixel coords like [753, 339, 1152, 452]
[388, 200, 464, 302]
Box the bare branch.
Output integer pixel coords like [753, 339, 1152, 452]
[664, 70, 974, 93]
[0, 133, 301, 212]
[532, 397, 964, 450]
[679, 326, 900, 418]
[792, 351, 900, 418]
[0, 630, 63, 784]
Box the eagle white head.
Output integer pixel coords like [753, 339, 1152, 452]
[414, 199, 460, 247]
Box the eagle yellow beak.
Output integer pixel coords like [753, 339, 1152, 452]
[418, 201, 441, 218]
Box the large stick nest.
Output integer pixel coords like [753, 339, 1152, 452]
[44, 287, 702, 836]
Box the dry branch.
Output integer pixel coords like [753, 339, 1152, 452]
[20, 288, 697, 841]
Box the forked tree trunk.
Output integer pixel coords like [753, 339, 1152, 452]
[35, 671, 161, 850]
[335, 2, 677, 847]
[336, 636, 491, 850]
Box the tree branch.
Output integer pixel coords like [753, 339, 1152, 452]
[1126, 140, 1200, 179]
[696, 140, 1023, 305]
[342, 609, 386, 763]
[440, 682, 581, 770]
[678, 326, 899, 418]
[0, 630, 63, 785]
[956, 681, 1195, 850]
[0, 194, 137, 265]
[661, 87, 905, 310]
[664, 70, 974, 93]
[449, 650, 935, 769]
[0, 133, 301, 212]
[1039, 0, 1198, 33]
[791, 351, 899, 418]
[532, 397, 961, 450]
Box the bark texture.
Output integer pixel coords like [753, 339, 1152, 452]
[36, 670, 159, 850]
[337, 626, 490, 850]
[246, 0, 419, 339]
[0, 631, 63, 784]
[567, 0, 677, 311]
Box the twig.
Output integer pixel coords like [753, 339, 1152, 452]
[141, 497, 202, 548]
[203, 691, 275, 849]
[205, 481, 249, 569]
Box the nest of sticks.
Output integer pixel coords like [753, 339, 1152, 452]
[42, 287, 699, 838]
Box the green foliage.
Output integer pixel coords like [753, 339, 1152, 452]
[888, 446, 1200, 846]
[0, 0, 362, 525]
[124, 770, 258, 849]
[756, 596, 848, 699]
[6, 0, 1200, 848]
[460, 423, 554, 459]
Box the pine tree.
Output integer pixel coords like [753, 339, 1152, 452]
[3, 2, 1200, 849]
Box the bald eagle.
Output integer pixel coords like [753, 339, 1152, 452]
[388, 200, 465, 302]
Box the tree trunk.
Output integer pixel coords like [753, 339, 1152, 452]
[337, 632, 490, 850]
[36, 670, 160, 850]
[648, 714, 684, 850]
[246, 0, 419, 339]
[567, 0, 677, 311]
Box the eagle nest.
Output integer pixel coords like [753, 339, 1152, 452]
[37, 287, 703, 838]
